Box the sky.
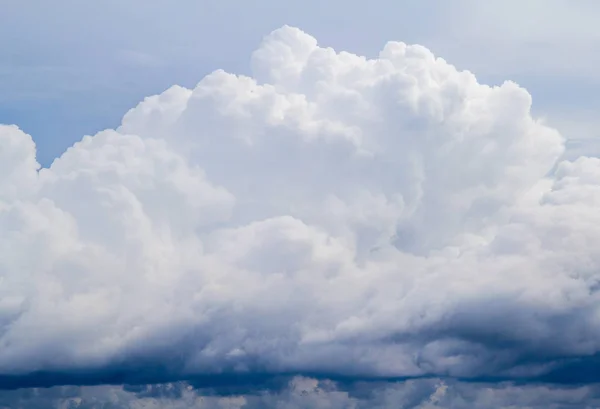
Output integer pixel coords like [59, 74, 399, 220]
[3, 0, 600, 166]
[3, 1, 600, 408]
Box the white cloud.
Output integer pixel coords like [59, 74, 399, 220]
[0, 26, 598, 385]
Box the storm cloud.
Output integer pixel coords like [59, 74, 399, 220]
[1, 26, 599, 392]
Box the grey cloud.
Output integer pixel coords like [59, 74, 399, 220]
[2, 378, 600, 409]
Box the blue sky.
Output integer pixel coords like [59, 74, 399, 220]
[3, 0, 600, 165]
[4, 2, 600, 408]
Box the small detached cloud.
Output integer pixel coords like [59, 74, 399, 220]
[1, 26, 599, 391]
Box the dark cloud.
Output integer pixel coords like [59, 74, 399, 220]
[2, 378, 600, 409]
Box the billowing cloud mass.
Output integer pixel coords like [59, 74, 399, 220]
[1, 26, 600, 392]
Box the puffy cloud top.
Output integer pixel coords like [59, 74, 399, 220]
[0, 26, 596, 388]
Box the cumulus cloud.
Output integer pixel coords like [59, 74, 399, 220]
[1, 26, 599, 389]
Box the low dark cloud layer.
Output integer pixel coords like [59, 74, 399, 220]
[3, 378, 600, 409]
